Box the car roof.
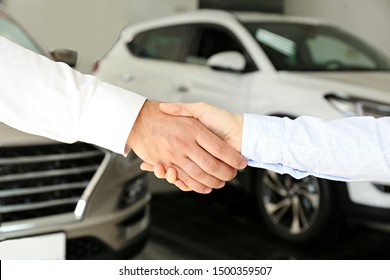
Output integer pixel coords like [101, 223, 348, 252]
[232, 11, 328, 25]
[120, 9, 335, 39]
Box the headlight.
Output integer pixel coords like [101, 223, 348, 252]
[373, 183, 390, 193]
[118, 175, 148, 209]
[325, 93, 390, 117]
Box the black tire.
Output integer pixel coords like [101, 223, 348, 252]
[254, 168, 339, 243]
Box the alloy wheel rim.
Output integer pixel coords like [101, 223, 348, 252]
[261, 170, 320, 235]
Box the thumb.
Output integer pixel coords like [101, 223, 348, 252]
[159, 102, 202, 119]
[160, 102, 226, 135]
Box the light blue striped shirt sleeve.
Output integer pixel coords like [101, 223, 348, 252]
[241, 114, 390, 182]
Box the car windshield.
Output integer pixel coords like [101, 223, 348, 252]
[244, 22, 390, 71]
[0, 17, 45, 55]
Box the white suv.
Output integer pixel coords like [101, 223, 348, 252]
[94, 10, 390, 242]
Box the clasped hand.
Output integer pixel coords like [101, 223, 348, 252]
[129, 101, 246, 193]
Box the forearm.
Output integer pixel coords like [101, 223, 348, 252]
[0, 36, 146, 155]
[242, 114, 390, 182]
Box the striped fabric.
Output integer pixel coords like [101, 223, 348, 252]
[242, 114, 390, 182]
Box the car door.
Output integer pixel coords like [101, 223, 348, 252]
[120, 24, 193, 101]
[169, 24, 258, 113]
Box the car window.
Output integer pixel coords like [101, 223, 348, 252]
[185, 25, 257, 72]
[244, 22, 390, 71]
[127, 25, 189, 62]
[306, 34, 376, 69]
[186, 25, 244, 66]
[0, 18, 44, 55]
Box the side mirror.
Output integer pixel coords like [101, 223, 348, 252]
[207, 51, 246, 72]
[51, 49, 78, 68]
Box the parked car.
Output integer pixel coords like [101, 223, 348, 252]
[0, 5, 150, 259]
[93, 9, 390, 243]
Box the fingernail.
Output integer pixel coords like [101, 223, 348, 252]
[204, 188, 212, 194]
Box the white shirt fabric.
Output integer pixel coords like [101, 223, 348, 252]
[0, 36, 146, 155]
[242, 114, 390, 182]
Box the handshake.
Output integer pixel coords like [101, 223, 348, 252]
[127, 101, 247, 194]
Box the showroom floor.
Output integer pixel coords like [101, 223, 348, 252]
[134, 176, 390, 260]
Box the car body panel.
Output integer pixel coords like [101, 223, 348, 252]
[0, 124, 54, 147]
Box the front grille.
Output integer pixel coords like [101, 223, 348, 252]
[66, 237, 112, 260]
[66, 233, 149, 260]
[0, 143, 105, 223]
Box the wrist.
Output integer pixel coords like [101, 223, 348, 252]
[126, 100, 152, 154]
[233, 113, 243, 153]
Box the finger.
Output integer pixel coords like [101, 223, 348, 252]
[175, 180, 192, 192]
[153, 163, 166, 179]
[160, 102, 215, 128]
[186, 146, 234, 184]
[196, 130, 247, 171]
[166, 167, 178, 184]
[180, 154, 227, 189]
[141, 162, 167, 179]
[175, 165, 213, 194]
[159, 102, 197, 118]
[155, 166, 191, 192]
[140, 162, 154, 172]
[141, 161, 211, 193]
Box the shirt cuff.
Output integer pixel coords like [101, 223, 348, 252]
[241, 114, 285, 166]
[78, 82, 146, 155]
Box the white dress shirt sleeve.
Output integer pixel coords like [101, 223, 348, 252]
[241, 114, 390, 182]
[0, 36, 146, 155]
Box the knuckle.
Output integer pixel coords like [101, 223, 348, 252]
[180, 177, 203, 193]
[211, 142, 225, 156]
[195, 101, 206, 109]
[179, 172, 192, 185]
[174, 136, 192, 151]
[183, 161, 205, 180]
[191, 167, 207, 181]
[204, 158, 220, 174]
[204, 157, 237, 182]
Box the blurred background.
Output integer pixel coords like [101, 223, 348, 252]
[3, 0, 390, 73]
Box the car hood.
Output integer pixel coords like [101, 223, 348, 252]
[278, 72, 390, 101]
[0, 122, 54, 147]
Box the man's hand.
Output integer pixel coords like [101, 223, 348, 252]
[140, 102, 245, 190]
[160, 102, 243, 152]
[127, 101, 247, 194]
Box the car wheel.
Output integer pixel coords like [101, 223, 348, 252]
[254, 169, 337, 243]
